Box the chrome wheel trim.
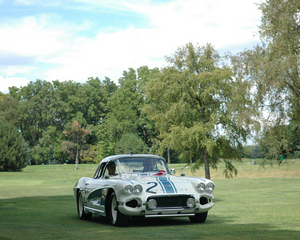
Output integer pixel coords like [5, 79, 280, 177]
[111, 195, 117, 223]
[78, 194, 84, 216]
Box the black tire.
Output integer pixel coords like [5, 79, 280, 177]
[189, 212, 208, 223]
[77, 191, 92, 220]
[109, 192, 128, 226]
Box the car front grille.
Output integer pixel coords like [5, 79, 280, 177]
[147, 195, 194, 208]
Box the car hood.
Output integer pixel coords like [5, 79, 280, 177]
[122, 174, 205, 194]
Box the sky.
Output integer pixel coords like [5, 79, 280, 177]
[0, 0, 262, 94]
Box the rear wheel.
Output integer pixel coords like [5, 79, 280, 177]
[189, 212, 208, 223]
[109, 192, 128, 226]
[77, 191, 92, 220]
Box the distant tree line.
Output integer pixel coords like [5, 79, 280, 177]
[1, 1, 300, 177]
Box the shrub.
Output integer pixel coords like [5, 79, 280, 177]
[0, 118, 28, 171]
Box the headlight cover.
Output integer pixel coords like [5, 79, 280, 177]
[123, 185, 134, 194]
[186, 197, 195, 208]
[123, 184, 143, 194]
[196, 182, 215, 193]
[206, 182, 215, 193]
[147, 199, 157, 209]
[133, 184, 143, 193]
[197, 183, 206, 192]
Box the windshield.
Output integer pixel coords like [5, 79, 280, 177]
[114, 157, 169, 174]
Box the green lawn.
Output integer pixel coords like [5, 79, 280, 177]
[0, 161, 299, 240]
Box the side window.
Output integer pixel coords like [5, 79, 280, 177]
[104, 166, 109, 176]
[94, 163, 106, 179]
[99, 163, 107, 178]
[104, 161, 117, 176]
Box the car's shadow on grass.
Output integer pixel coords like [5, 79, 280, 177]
[90, 215, 195, 227]
[1, 195, 300, 239]
[88, 211, 237, 227]
[86, 214, 300, 239]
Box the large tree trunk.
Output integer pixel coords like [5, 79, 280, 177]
[203, 146, 210, 179]
[167, 146, 170, 164]
[75, 148, 79, 170]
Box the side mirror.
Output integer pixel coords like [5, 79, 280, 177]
[180, 172, 186, 177]
[170, 168, 176, 175]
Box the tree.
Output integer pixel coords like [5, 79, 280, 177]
[30, 126, 65, 165]
[104, 67, 158, 148]
[8, 80, 55, 147]
[0, 118, 28, 171]
[7, 78, 116, 163]
[241, 145, 253, 159]
[0, 94, 19, 126]
[80, 77, 117, 126]
[50, 80, 87, 132]
[144, 43, 254, 179]
[234, 0, 300, 162]
[62, 120, 94, 170]
[259, 124, 300, 162]
[115, 133, 148, 154]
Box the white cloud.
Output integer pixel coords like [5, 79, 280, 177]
[0, 0, 262, 92]
[0, 76, 30, 93]
[0, 65, 36, 77]
[44, 27, 168, 82]
[14, 0, 63, 7]
[140, 0, 261, 48]
[0, 16, 67, 60]
[43, 0, 261, 82]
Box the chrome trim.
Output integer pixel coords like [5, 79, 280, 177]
[145, 193, 195, 201]
[148, 207, 187, 211]
[84, 206, 106, 217]
[145, 213, 195, 218]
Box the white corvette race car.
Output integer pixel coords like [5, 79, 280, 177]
[74, 154, 215, 226]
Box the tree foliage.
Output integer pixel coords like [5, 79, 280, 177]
[1, 78, 117, 167]
[145, 43, 253, 178]
[104, 67, 159, 146]
[62, 120, 95, 170]
[30, 126, 64, 165]
[0, 118, 28, 171]
[2, 21, 288, 176]
[233, 0, 300, 162]
[115, 133, 148, 155]
[0, 94, 19, 126]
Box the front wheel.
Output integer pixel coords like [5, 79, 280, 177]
[189, 212, 208, 223]
[77, 191, 92, 220]
[109, 192, 128, 226]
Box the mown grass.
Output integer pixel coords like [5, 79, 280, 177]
[0, 160, 299, 240]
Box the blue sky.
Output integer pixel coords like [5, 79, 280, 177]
[0, 0, 262, 93]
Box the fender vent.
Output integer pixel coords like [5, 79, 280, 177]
[200, 197, 211, 205]
[126, 199, 139, 208]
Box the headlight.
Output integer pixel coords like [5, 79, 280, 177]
[197, 183, 206, 192]
[186, 198, 195, 208]
[147, 199, 157, 209]
[206, 182, 215, 193]
[123, 185, 133, 194]
[133, 184, 143, 193]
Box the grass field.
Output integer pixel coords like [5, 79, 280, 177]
[0, 159, 299, 240]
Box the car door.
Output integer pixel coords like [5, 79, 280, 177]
[84, 163, 107, 212]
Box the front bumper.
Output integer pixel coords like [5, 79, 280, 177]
[118, 194, 214, 217]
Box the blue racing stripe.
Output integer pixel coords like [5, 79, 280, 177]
[156, 178, 165, 193]
[157, 177, 176, 193]
[168, 177, 177, 193]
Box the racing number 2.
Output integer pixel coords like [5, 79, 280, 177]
[146, 182, 157, 194]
